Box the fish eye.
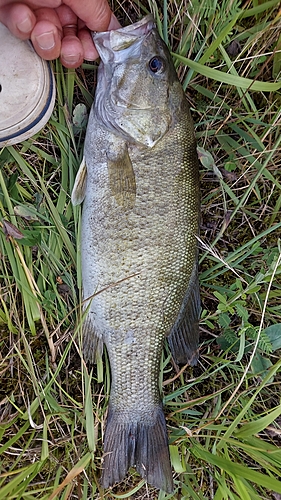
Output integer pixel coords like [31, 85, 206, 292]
[148, 56, 165, 74]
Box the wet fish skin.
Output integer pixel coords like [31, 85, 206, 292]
[72, 15, 200, 493]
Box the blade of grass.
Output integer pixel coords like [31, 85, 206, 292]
[174, 53, 281, 91]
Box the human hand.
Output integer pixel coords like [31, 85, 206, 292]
[0, 0, 120, 68]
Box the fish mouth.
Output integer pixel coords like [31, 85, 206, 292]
[92, 15, 155, 63]
[93, 14, 154, 37]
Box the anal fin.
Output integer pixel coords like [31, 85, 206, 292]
[82, 313, 103, 364]
[168, 262, 200, 366]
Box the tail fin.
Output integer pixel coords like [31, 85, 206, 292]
[101, 405, 174, 493]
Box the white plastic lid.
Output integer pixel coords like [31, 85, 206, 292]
[0, 22, 56, 146]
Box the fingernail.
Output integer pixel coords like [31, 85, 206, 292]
[62, 53, 81, 65]
[108, 14, 121, 30]
[17, 15, 33, 34]
[36, 31, 56, 50]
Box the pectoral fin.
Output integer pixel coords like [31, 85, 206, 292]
[168, 262, 200, 366]
[71, 156, 87, 206]
[107, 145, 136, 210]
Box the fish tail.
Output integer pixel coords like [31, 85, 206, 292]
[101, 404, 174, 493]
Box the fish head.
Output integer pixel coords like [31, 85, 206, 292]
[93, 15, 183, 148]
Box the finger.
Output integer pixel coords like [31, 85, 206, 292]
[0, 3, 36, 38]
[11, 1, 62, 7]
[63, 0, 114, 31]
[77, 13, 120, 61]
[76, 12, 121, 62]
[60, 36, 83, 67]
[78, 28, 98, 61]
[31, 7, 62, 60]
[56, 4, 83, 68]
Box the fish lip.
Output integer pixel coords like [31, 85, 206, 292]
[92, 14, 155, 42]
[91, 15, 155, 62]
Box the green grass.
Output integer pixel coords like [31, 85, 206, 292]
[1, 0, 281, 498]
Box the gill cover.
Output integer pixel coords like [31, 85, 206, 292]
[93, 15, 180, 148]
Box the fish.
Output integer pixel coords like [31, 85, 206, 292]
[72, 15, 200, 493]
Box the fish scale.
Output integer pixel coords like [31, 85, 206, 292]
[72, 15, 200, 493]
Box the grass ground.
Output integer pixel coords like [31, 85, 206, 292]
[0, 0, 281, 498]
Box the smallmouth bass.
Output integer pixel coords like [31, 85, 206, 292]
[72, 15, 200, 493]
